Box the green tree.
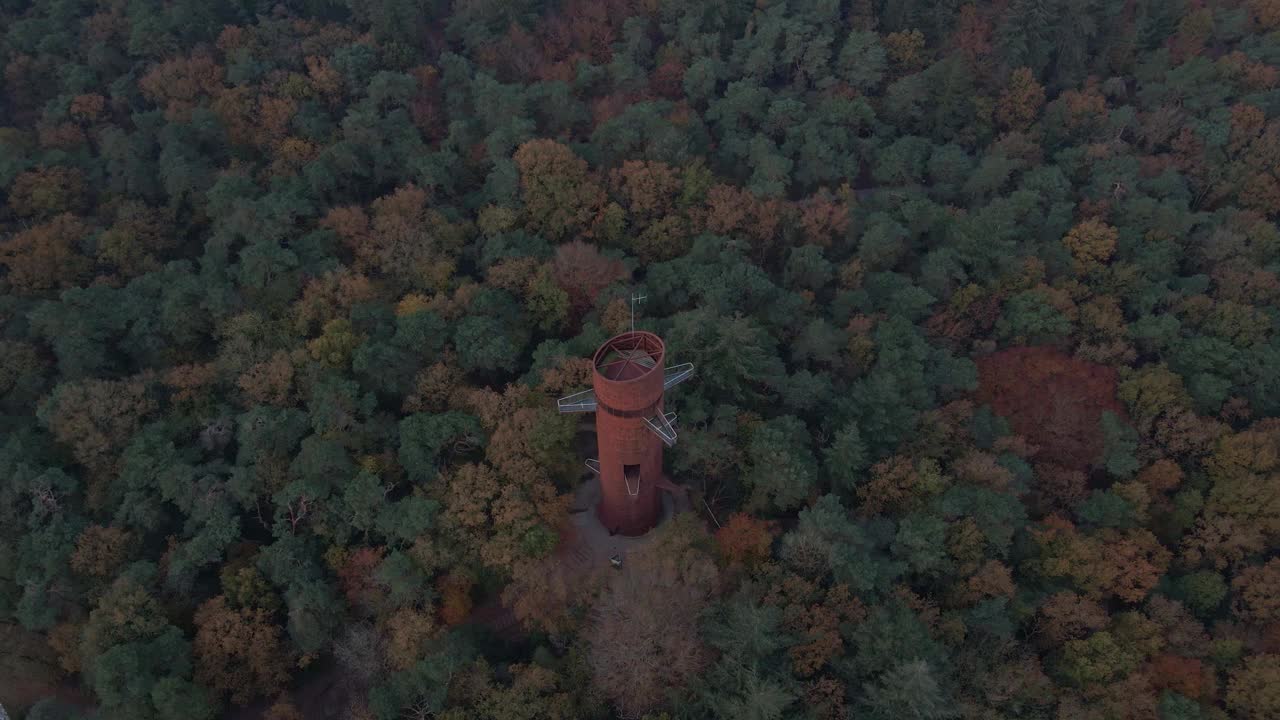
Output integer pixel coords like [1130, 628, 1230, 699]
[862, 660, 958, 720]
[690, 592, 799, 720]
[743, 416, 818, 513]
[824, 422, 870, 495]
[996, 288, 1073, 345]
[398, 412, 483, 484]
[1170, 571, 1227, 618]
[1100, 411, 1141, 478]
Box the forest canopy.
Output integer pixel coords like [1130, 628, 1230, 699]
[3, 1, 1280, 719]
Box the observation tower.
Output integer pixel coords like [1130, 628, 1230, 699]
[556, 331, 694, 536]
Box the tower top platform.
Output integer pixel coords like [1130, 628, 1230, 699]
[592, 331, 666, 383]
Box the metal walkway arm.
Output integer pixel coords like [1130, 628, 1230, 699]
[644, 411, 678, 447]
[557, 388, 597, 413]
[663, 363, 694, 390]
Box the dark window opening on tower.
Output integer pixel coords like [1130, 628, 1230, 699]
[623, 464, 641, 497]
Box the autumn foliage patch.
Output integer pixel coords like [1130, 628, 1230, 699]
[975, 346, 1126, 471]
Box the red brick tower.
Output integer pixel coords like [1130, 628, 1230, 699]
[557, 331, 693, 536]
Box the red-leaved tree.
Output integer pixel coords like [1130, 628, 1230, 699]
[975, 346, 1127, 470]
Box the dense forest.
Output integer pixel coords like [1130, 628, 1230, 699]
[3, 0, 1280, 718]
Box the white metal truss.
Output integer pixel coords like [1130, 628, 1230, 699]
[663, 363, 694, 390]
[628, 349, 656, 368]
[644, 411, 679, 448]
[556, 388, 597, 413]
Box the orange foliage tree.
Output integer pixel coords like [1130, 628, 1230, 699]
[550, 240, 628, 321]
[715, 513, 777, 568]
[320, 184, 462, 291]
[953, 4, 994, 61]
[263, 697, 304, 720]
[193, 595, 292, 706]
[1032, 517, 1171, 603]
[703, 183, 787, 261]
[333, 546, 386, 612]
[437, 571, 474, 626]
[1062, 219, 1120, 271]
[611, 159, 681, 221]
[1232, 557, 1280, 625]
[237, 351, 296, 407]
[7, 166, 87, 218]
[1202, 420, 1280, 543]
[996, 67, 1045, 131]
[1036, 591, 1109, 646]
[0, 213, 92, 295]
[70, 525, 132, 578]
[94, 201, 173, 278]
[796, 188, 851, 247]
[761, 569, 865, 679]
[438, 441, 569, 575]
[380, 607, 437, 671]
[1149, 654, 1212, 700]
[292, 268, 376, 334]
[1249, 0, 1280, 30]
[1226, 654, 1280, 720]
[503, 549, 592, 638]
[137, 51, 224, 121]
[513, 139, 606, 241]
[38, 377, 156, 480]
[857, 456, 947, 516]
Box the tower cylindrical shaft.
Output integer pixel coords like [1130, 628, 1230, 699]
[591, 332, 666, 536]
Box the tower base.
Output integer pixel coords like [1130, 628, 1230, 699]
[565, 475, 682, 569]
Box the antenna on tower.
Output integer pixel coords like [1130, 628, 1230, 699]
[630, 291, 646, 333]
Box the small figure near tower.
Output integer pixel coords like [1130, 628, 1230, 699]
[557, 330, 694, 536]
